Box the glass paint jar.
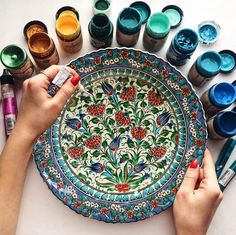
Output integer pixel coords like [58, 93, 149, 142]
[88, 13, 113, 48]
[55, 7, 83, 53]
[188, 51, 222, 87]
[0, 45, 34, 79]
[93, 0, 112, 16]
[116, 7, 142, 47]
[200, 82, 236, 116]
[28, 32, 59, 69]
[143, 12, 171, 52]
[166, 28, 199, 66]
[207, 111, 236, 139]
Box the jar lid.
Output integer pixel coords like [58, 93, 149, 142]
[162, 5, 183, 28]
[198, 20, 220, 45]
[129, 1, 151, 24]
[219, 50, 236, 74]
[23, 20, 48, 40]
[0, 69, 14, 85]
[56, 6, 79, 20]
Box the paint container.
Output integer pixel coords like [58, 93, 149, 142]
[188, 51, 222, 87]
[0, 45, 34, 80]
[166, 28, 199, 66]
[0, 69, 17, 137]
[130, 1, 151, 24]
[55, 7, 83, 53]
[198, 21, 220, 45]
[161, 5, 183, 29]
[219, 50, 236, 74]
[28, 32, 59, 69]
[207, 111, 236, 139]
[23, 20, 48, 40]
[200, 82, 236, 116]
[93, 0, 112, 16]
[116, 7, 142, 47]
[88, 13, 113, 48]
[143, 12, 171, 52]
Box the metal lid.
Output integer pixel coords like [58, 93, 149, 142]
[130, 1, 151, 24]
[0, 69, 14, 85]
[219, 50, 236, 74]
[56, 6, 79, 20]
[162, 5, 183, 28]
[23, 20, 48, 40]
[198, 20, 221, 45]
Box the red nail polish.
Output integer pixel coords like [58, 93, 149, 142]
[70, 75, 81, 86]
[190, 159, 198, 169]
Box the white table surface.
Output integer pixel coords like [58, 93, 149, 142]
[0, 0, 236, 234]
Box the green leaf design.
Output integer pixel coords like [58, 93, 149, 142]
[106, 108, 113, 114]
[84, 97, 91, 103]
[151, 107, 159, 114]
[137, 93, 145, 100]
[102, 140, 108, 148]
[119, 128, 126, 134]
[93, 150, 100, 157]
[143, 120, 151, 126]
[116, 85, 122, 91]
[109, 118, 115, 125]
[127, 139, 135, 148]
[96, 93, 103, 99]
[91, 117, 100, 124]
[123, 102, 129, 108]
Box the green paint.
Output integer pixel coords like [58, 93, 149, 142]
[95, 0, 110, 10]
[164, 9, 181, 27]
[0, 45, 26, 69]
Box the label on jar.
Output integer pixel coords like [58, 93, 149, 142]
[218, 169, 235, 188]
[116, 29, 140, 47]
[9, 56, 34, 79]
[143, 32, 168, 52]
[58, 33, 83, 53]
[4, 114, 16, 136]
[90, 36, 112, 49]
[207, 117, 225, 140]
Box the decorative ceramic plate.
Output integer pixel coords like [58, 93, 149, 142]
[33, 48, 207, 223]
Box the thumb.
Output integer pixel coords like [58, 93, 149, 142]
[52, 75, 81, 107]
[180, 159, 200, 193]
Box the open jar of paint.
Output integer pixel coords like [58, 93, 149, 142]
[55, 6, 83, 53]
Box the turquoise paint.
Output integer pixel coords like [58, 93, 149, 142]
[130, 1, 151, 24]
[209, 83, 236, 108]
[146, 12, 170, 38]
[95, 0, 110, 10]
[219, 50, 236, 73]
[164, 9, 181, 27]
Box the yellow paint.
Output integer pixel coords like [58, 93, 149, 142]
[56, 15, 80, 40]
[58, 10, 77, 19]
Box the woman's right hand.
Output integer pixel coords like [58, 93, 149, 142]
[173, 148, 223, 235]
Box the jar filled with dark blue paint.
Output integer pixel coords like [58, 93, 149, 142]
[201, 82, 236, 116]
[207, 111, 236, 139]
[166, 28, 199, 66]
[188, 51, 222, 87]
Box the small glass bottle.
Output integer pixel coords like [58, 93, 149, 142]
[200, 82, 236, 116]
[188, 51, 222, 87]
[88, 13, 113, 48]
[28, 32, 59, 69]
[143, 12, 171, 52]
[166, 28, 199, 66]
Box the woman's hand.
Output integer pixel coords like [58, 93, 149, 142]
[15, 65, 80, 141]
[173, 149, 223, 235]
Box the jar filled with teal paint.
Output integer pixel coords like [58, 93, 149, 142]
[143, 12, 171, 52]
[188, 51, 222, 87]
[166, 28, 199, 66]
[116, 7, 142, 47]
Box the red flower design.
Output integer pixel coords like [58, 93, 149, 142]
[199, 127, 205, 132]
[75, 200, 83, 208]
[68, 146, 84, 159]
[182, 87, 190, 95]
[41, 161, 47, 168]
[115, 215, 120, 221]
[136, 51, 141, 58]
[121, 50, 128, 58]
[151, 199, 158, 208]
[190, 112, 197, 120]
[120, 86, 136, 101]
[115, 183, 131, 192]
[178, 76, 183, 81]
[127, 211, 134, 218]
[173, 187, 179, 195]
[147, 91, 163, 106]
[57, 182, 64, 189]
[94, 56, 102, 65]
[195, 138, 203, 147]
[115, 111, 131, 126]
[141, 212, 146, 219]
[69, 64, 78, 72]
[108, 50, 113, 56]
[63, 196, 69, 203]
[38, 134, 45, 142]
[144, 60, 152, 67]
[162, 69, 169, 77]
[85, 135, 102, 149]
[174, 135, 179, 143]
[87, 103, 106, 116]
[100, 207, 109, 215]
[131, 127, 147, 140]
[192, 97, 198, 103]
[149, 146, 167, 158]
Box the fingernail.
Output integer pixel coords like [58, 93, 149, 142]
[190, 159, 198, 169]
[70, 75, 81, 86]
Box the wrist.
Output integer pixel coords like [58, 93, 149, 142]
[175, 226, 205, 235]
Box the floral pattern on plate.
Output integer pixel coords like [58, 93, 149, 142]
[33, 48, 207, 223]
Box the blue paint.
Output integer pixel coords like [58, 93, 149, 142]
[166, 28, 199, 66]
[209, 83, 236, 108]
[196, 51, 222, 77]
[130, 1, 151, 24]
[219, 50, 236, 73]
[198, 21, 220, 45]
[213, 111, 236, 138]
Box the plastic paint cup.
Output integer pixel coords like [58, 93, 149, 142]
[0, 44, 34, 79]
[207, 111, 236, 139]
[88, 14, 113, 48]
[188, 51, 222, 87]
[219, 50, 236, 74]
[116, 7, 142, 47]
[166, 28, 199, 66]
[201, 82, 236, 116]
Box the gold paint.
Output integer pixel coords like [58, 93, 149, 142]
[26, 24, 46, 39]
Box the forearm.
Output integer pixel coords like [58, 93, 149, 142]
[0, 124, 36, 235]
